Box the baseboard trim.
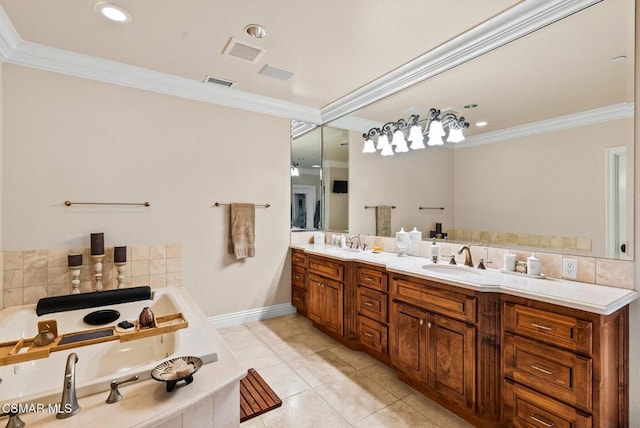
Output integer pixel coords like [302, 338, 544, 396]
[209, 303, 297, 329]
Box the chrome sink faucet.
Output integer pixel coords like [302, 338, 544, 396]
[56, 353, 80, 419]
[348, 234, 364, 250]
[458, 245, 474, 267]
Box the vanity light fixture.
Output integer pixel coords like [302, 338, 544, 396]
[290, 162, 300, 177]
[362, 108, 469, 155]
[95, 3, 132, 23]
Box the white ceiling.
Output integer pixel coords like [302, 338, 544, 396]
[0, 0, 520, 109]
[0, 0, 630, 133]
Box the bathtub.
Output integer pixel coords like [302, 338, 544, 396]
[0, 287, 218, 406]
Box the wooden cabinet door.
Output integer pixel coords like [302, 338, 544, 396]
[307, 274, 323, 324]
[429, 314, 476, 410]
[392, 302, 428, 383]
[323, 278, 343, 335]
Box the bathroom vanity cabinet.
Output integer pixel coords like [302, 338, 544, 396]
[291, 249, 308, 315]
[502, 295, 628, 427]
[356, 264, 389, 358]
[289, 248, 630, 427]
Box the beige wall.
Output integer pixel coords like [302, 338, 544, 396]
[349, 130, 455, 236]
[1, 65, 292, 316]
[454, 119, 634, 256]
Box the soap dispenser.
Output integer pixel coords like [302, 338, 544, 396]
[430, 238, 439, 263]
[395, 228, 410, 256]
[527, 253, 541, 276]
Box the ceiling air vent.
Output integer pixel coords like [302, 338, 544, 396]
[203, 75, 235, 87]
[222, 38, 265, 63]
[258, 64, 295, 81]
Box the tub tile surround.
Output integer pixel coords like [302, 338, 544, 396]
[1, 243, 183, 308]
[291, 231, 633, 289]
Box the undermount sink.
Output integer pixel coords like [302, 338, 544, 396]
[325, 246, 362, 253]
[421, 264, 482, 276]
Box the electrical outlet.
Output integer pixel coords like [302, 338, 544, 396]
[563, 258, 578, 279]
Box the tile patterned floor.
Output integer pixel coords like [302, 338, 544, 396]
[219, 314, 473, 428]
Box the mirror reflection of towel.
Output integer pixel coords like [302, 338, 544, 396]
[376, 206, 392, 237]
[228, 203, 255, 259]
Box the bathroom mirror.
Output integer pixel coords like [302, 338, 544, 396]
[291, 124, 349, 232]
[331, 0, 635, 259]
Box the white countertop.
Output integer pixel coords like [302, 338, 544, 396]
[292, 244, 638, 315]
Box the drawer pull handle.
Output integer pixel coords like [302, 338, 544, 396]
[364, 302, 374, 307]
[531, 323, 553, 331]
[427, 322, 432, 328]
[420, 319, 424, 325]
[365, 277, 372, 281]
[530, 364, 554, 375]
[530, 414, 554, 427]
[364, 332, 373, 338]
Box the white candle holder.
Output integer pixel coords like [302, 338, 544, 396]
[115, 262, 127, 288]
[92, 254, 105, 291]
[69, 267, 81, 294]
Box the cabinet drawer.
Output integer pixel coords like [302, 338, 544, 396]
[292, 266, 307, 290]
[504, 303, 593, 354]
[357, 286, 387, 323]
[503, 381, 592, 428]
[292, 287, 307, 313]
[357, 267, 388, 292]
[504, 333, 592, 412]
[292, 250, 307, 267]
[308, 256, 344, 281]
[394, 278, 476, 323]
[358, 316, 388, 355]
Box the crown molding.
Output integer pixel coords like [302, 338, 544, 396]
[461, 103, 634, 147]
[319, 0, 601, 123]
[328, 115, 381, 134]
[0, 5, 20, 60]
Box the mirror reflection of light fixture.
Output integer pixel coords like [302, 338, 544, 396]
[290, 162, 300, 176]
[362, 108, 469, 155]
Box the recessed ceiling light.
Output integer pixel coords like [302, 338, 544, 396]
[95, 3, 132, 23]
[245, 24, 267, 39]
[464, 104, 478, 109]
[475, 121, 488, 127]
[611, 55, 627, 63]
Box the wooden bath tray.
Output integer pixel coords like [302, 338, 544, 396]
[0, 312, 188, 366]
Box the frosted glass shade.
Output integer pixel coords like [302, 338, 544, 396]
[376, 134, 390, 150]
[363, 138, 377, 153]
[427, 120, 445, 146]
[393, 130, 409, 152]
[408, 125, 425, 150]
[447, 128, 465, 143]
[379, 138, 394, 156]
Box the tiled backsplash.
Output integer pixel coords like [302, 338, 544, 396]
[1, 243, 183, 309]
[291, 232, 633, 289]
[446, 229, 592, 252]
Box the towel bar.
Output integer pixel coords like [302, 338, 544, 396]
[64, 201, 150, 207]
[213, 202, 271, 208]
[419, 206, 445, 210]
[364, 205, 396, 209]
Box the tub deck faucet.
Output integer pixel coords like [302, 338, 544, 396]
[56, 352, 80, 419]
[458, 245, 474, 267]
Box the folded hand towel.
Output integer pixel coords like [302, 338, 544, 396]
[375, 206, 392, 237]
[228, 203, 255, 259]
